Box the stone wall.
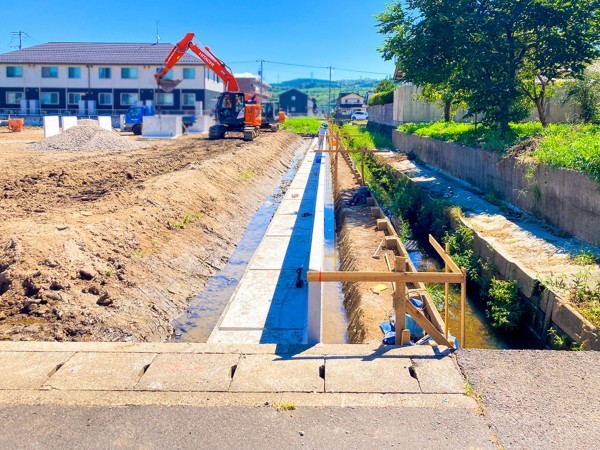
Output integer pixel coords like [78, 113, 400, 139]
[393, 131, 600, 245]
[367, 104, 398, 128]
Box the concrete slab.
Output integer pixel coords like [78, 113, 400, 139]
[229, 354, 324, 392]
[0, 352, 73, 389]
[45, 352, 156, 391]
[276, 199, 303, 216]
[412, 356, 465, 394]
[208, 329, 306, 345]
[284, 188, 317, 202]
[251, 236, 310, 270]
[324, 357, 421, 393]
[267, 214, 314, 237]
[135, 353, 239, 392]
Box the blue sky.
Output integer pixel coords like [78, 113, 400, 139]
[1, 0, 397, 83]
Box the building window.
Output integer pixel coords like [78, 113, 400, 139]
[98, 93, 112, 106]
[41, 92, 59, 105]
[68, 92, 84, 105]
[291, 95, 296, 101]
[120, 93, 139, 106]
[6, 91, 24, 104]
[182, 93, 196, 106]
[6, 66, 23, 78]
[121, 68, 138, 79]
[157, 93, 174, 106]
[41, 66, 58, 78]
[68, 67, 81, 79]
[99, 67, 111, 79]
[291, 106, 296, 112]
[183, 68, 195, 79]
[157, 68, 173, 80]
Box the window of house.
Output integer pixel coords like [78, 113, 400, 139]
[40, 92, 59, 105]
[291, 96, 296, 101]
[68, 67, 81, 79]
[291, 106, 296, 112]
[99, 67, 111, 79]
[120, 93, 139, 105]
[183, 68, 195, 79]
[6, 66, 23, 77]
[41, 66, 58, 78]
[98, 93, 112, 105]
[6, 91, 23, 104]
[157, 68, 173, 80]
[121, 68, 138, 79]
[182, 93, 196, 106]
[68, 92, 84, 105]
[157, 93, 174, 106]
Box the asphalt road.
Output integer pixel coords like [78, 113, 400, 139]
[457, 349, 600, 450]
[0, 404, 495, 449]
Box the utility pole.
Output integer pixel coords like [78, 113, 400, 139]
[327, 66, 332, 118]
[258, 59, 264, 101]
[11, 31, 23, 50]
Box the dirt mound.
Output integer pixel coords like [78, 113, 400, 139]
[0, 131, 303, 342]
[28, 120, 142, 152]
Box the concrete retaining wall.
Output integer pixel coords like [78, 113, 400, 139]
[393, 131, 600, 245]
[367, 104, 399, 128]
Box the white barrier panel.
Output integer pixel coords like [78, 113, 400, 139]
[142, 115, 182, 138]
[186, 115, 213, 133]
[119, 115, 126, 132]
[43, 116, 60, 138]
[62, 116, 78, 131]
[98, 116, 112, 131]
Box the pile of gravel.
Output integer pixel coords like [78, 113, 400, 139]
[28, 120, 142, 152]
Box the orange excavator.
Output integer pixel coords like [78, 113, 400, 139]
[155, 32, 264, 141]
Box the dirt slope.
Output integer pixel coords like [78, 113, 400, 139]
[0, 129, 303, 341]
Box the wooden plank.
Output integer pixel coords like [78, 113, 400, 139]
[376, 219, 388, 231]
[307, 271, 465, 283]
[394, 283, 406, 345]
[428, 234, 462, 274]
[313, 150, 389, 154]
[405, 300, 454, 348]
[461, 269, 467, 349]
[444, 243, 450, 339]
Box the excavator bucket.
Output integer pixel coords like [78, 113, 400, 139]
[157, 78, 182, 93]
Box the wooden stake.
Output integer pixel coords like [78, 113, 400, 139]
[394, 257, 407, 345]
[444, 243, 450, 339]
[360, 152, 365, 186]
[461, 268, 467, 349]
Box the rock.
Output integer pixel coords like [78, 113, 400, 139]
[43, 258, 60, 268]
[34, 306, 50, 316]
[299, 431, 305, 437]
[87, 285, 100, 295]
[0, 312, 6, 321]
[96, 292, 113, 306]
[43, 291, 62, 302]
[56, 225, 68, 231]
[49, 278, 70, 291]
[79, 266, 98, 280]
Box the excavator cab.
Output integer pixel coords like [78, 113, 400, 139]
[210, 92, 262, 141]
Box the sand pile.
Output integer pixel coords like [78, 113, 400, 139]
[28, 120, 142, 152]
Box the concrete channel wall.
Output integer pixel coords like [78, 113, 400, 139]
[392, 131, 600, 246]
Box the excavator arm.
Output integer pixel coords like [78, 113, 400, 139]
[155, 32, 239, 92]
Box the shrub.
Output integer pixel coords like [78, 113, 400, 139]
[487, 278, 522, 330]
[368, 90, 394, 106]
[281, 117, 322, 135]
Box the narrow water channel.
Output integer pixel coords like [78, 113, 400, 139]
[171, 141, 309, 342]
[408, 246, 508, 349]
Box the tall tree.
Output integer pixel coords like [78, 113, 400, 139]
[376, 0, 600, 132]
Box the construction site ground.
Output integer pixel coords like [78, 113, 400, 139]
[0, 127, 303, 342]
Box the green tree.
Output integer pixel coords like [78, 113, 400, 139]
[376, 1, 600, 132]
[374, 78, 396, 93]
[562, 68, 600, 123]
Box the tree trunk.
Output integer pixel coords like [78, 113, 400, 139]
[498, 101, 510, 135]
[536, 100, 548, 127]
[444, 100, 452, 122]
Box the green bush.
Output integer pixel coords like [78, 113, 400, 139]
[368, 90, 394, 106]
[397, 121, 600, 182]
[487, 278, 522, 330]
[281, 117, 323, 135]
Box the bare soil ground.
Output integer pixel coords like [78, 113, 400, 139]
[335, 156, 395, 344]
[0, 128, 302, 341]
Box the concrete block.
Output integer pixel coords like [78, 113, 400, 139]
[0, 352, 73, 389]
[142, 115, 182, 138]
[98, 116, 112, 131]
[61, 116, 77, 132]
[135, 353, 239, 392]
[412, 356, 465, 394]
[324, 357, 421, 393]
[43, 116, 60, 138]
[229, 354, 324, 392]
[45, 352, 156, 390]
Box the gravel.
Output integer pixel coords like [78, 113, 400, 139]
[28, 120, 142, 152]
[457, 349, 600, 450]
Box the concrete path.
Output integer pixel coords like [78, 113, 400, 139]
[209, 139, 324, 344]
[458, 349, 600, 450]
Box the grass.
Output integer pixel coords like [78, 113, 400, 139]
[571, 250, 598, 266]
[170, 212, 202, 230]
[398, 121, 600, 182]
[240, 171, 252, 182]
[273, 401, 296, 411]
[281, 117, 323, 135]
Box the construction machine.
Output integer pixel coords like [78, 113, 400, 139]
[155, 33, 262, 141]
[261, 101, 286, 131]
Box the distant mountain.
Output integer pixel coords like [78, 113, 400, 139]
[271, 78, 381, 111]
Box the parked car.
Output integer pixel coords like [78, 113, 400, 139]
[351, 111, 368, 120]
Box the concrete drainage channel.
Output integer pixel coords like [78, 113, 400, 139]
[173, 137, 347, 344]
